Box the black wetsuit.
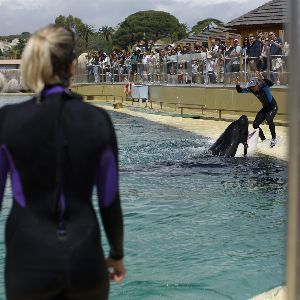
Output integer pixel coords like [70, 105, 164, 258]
[236, 79, 278, 140]
[0, 86, 124, 300]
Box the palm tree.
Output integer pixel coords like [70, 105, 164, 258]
[78, 24, 94, 49]
[99, 26, 114, 42]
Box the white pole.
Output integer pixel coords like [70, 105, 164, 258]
[288, 0, 300, 299]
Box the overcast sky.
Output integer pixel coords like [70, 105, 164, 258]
[0, 0, 270, 35]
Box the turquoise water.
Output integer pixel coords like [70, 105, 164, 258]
[0, 96, 287, 300]
[108, 110, 287, 299]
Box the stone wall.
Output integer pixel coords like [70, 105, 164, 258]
[71, 83, 288, 122]
[0, 70, 22, 93]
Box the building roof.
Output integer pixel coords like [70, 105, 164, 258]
[0, 59, 21, 65]
[177, 27, 240, 44]
[225, 0, 288, 27]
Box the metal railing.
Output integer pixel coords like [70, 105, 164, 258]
[0, 51, 288, 92]
[75, 51, 289, 86]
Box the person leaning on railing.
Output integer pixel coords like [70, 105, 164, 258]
[230, 39, 242, 73]
[224, 38, 234, 73]
[269, 32, 284, 84]
[225, 39, 242, 84]
[247, 34, 262, 73]
[258, 36, 269, 72]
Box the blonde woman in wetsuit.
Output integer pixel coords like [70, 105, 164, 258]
[0, 24, 125, 300]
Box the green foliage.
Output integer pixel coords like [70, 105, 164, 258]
[55, 15, 85, 32]
[79, 23, 95, 49]
[0, 32, 30, 59]
[0, 13, 225, 58]
[55, 15, 95, 53]
[0, 32, 30, 42]
[4, 38, 27, 59]
[88, 34, 113, 53]
[113, 10, 188, 49]
[54, 15, 118, 53]
[181, 23, 189, 33]
[191, 18, 223, 34]
[99, 26, 115, 42]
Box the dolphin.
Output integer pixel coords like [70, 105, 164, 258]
[209, 115, 249, 157]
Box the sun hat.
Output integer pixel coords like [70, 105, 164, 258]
[246, 78, 258, 88]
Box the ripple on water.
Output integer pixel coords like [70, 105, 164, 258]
[0, 98, 288, 300]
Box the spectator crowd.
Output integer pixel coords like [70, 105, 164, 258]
[79, 29, 289, 86]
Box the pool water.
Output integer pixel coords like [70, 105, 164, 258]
[0, 97, 287, 300]
[106, 110, 287, 300]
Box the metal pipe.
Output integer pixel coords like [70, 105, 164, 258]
[288, 0, 299, 299]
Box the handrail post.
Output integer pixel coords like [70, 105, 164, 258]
[244, 51, 247, 83]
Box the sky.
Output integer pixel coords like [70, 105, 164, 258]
[0, 0, 270, 35]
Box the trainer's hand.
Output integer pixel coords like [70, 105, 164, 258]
[255, 71, 263, 80]
[106, 257, 126, 282]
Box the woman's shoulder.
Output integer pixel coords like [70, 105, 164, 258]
[65, 90, 112, 118]
[0, 97, 36, 113]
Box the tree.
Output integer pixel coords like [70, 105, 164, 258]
[54, 15, 95, 52]
[181, 23, 189, 33]
[191, 18, 224, 35]
[55, 15, 84, 33]
[20, 32, 30, 38]
[78, 23, 95, 49]
[113, 11, 188, 49]
[88, 35, 112, 53]
[99, 26, 114, 42]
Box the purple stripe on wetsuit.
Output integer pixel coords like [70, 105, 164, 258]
[41, 85, 65, 97]
[59, 190, 66, 216]
[96, 146, 118, 208]
[0, 145, 26, 208]
[0, 146, 9, 207]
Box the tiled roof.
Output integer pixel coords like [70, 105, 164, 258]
[178, 27, 240, 44]
[225, 0, 288, 27]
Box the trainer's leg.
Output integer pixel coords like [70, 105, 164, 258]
[253, 108, 268, 141]
[266, 106, 278, 140]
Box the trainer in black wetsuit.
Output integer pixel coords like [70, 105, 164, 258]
[236, 76, 278, 147]
[0, 86, 124, 300]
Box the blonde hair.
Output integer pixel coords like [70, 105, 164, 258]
[21, 25, 76, 93]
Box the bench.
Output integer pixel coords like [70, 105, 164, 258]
[85, 94, 124, 102]
[177, 104, 206, 116]
[207, 109, 287, 121]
